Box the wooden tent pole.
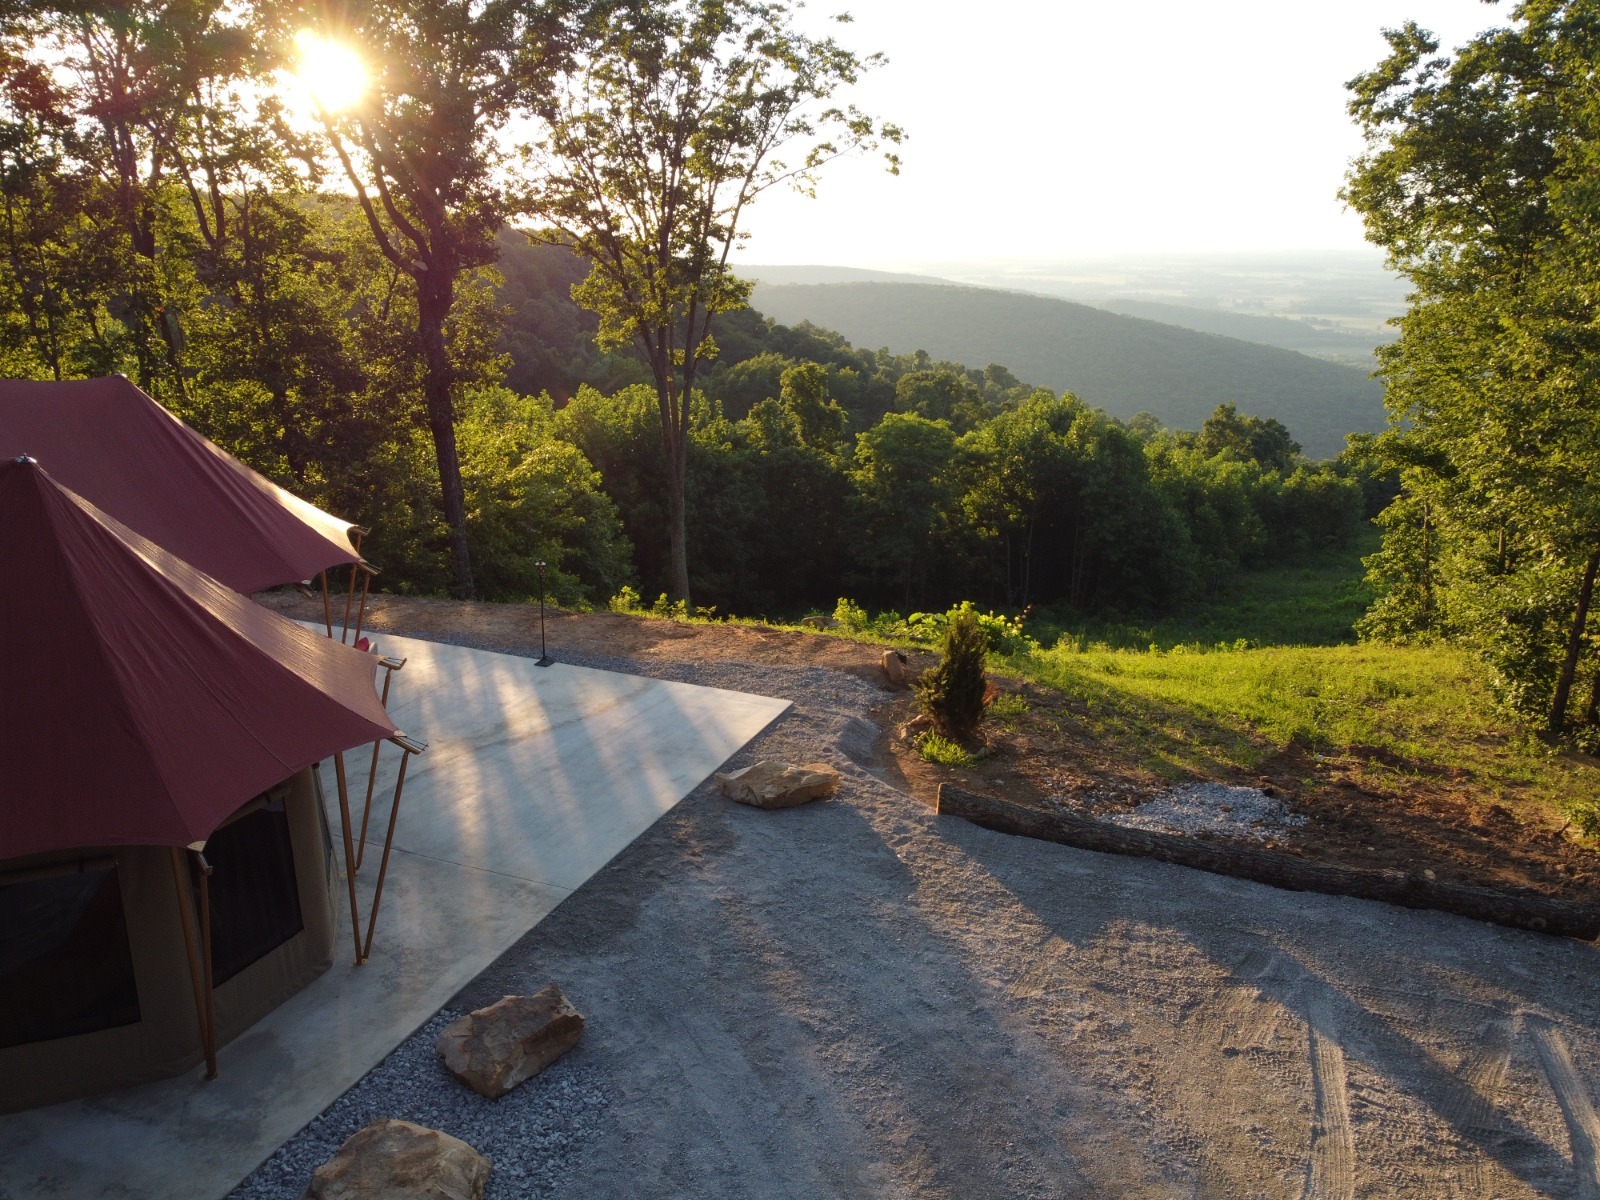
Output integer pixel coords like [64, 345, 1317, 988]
[168, 848, 214, 1080]
[363, 735, 425, 961]
[332, 752, 365, 965]
[351, 566, 374, 647]
[341, 562, 359, 643]
[355, 657, 403, 872]
[191, 849, 219, 1081]
[319, 570, 333, 638]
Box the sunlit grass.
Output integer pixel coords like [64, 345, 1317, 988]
[917, 733, 979, 768]
[1004, 639, 1595, 821]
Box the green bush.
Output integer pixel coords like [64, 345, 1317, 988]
[832, 596, 870, 632]
[913, 608, 989, 739]
[917, 733, 979, 767]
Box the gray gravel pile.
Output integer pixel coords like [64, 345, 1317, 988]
[228, 1010, 611, 1200]
[1106, 781, 1307, 842]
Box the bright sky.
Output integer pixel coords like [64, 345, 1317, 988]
[731, 0, 1512, 268]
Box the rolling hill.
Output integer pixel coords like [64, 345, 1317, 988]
[747, 281, 1386, 457]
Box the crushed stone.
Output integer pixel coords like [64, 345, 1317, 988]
[1105, 781, 1308, 842]
[226, 1010, 610, 1200]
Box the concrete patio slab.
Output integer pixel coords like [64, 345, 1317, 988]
[0, 632, 788, 1200]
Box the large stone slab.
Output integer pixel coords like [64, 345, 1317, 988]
[717, 761, 840, 809]
[437, 987, 584, 1099]
[305, 1119, 490, 1200]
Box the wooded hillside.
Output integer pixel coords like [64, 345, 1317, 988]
[747, 282, 1386, 458]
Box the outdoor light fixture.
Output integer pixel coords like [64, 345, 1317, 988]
[535, 561, 552, 667]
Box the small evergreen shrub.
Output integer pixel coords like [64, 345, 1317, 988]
[914, 608, 989, 739]
[608, 585, 642, 613]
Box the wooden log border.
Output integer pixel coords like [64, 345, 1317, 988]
[937, 783, 1600, 941]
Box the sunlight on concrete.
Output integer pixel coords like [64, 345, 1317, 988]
[0, 632, 788, 1200]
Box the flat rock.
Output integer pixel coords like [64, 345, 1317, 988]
[303, 1119, 490, 1200]
[716, 761, 840, 809]
[436, 987, 584, 1099]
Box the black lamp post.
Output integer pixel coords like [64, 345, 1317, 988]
[534, 560, 552, 667]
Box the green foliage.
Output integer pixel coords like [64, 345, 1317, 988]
[913, 609, 990, 740]
[745, 282, 1387, 459]
[525, 0, 900, 602]
[832, 597, 870, 633]
[609, 586, 643, 613]
[917, 733, 979, 768]
[1343, 3, 1600, 737]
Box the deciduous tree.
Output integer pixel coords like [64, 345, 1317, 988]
[525, 0, 901, 602]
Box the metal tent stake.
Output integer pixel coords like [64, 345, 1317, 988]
[535, 560, 552, 667]
[362, 734, 426, 962]
[355, 655, 406, 873]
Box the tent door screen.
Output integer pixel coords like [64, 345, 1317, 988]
[0, 864, 141, 1048]
[194, 794, 304, 986]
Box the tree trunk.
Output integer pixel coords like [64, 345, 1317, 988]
[664, 431, 691, 605]
[937, 784, 1600, 940]
[1549, 539, 1600, 733]
[418, 281, 475, 600]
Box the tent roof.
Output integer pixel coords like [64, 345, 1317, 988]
[0, 457, 398, 860]
[0, 376, 360, 593]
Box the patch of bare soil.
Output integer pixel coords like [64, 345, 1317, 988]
[259, 588, 1599, 906]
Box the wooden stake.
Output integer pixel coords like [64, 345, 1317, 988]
[332, 752, 365, 965]
[169, 848, 214, 1079]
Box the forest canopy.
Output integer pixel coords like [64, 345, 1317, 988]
[0, 0, 1374, 634]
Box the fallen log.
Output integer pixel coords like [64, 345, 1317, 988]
[936, 783, 1600, 941]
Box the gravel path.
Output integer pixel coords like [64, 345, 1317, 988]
[232, 631, 1600, 1199]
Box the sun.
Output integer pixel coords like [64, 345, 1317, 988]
[293, 30, 366, 115]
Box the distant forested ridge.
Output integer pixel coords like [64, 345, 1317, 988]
[486, 240, 1383, 620]
[744, 281, 1386, 458]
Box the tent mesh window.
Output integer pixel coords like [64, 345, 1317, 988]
[198, 793, 304, 986]
[0, 865, 141, 1049]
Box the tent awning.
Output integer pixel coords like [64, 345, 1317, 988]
[0, 376, 360, 593]
[0, 457, 398, 860]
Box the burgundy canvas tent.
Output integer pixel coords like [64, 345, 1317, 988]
[0, 376, 361, 594]
[0, 457, 396, 858]
[0, 458, 419, 1103]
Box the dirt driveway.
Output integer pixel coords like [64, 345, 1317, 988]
[254, 593, 1600, 1197]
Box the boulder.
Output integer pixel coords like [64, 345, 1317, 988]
[716, 761, 840, 809]
[436, 987, 584, 1100]
[882, 649, 911, 686]
[303, 1119, 490, 1200]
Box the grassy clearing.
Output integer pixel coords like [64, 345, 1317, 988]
[1034, 529, 1380, 652]
[603, 531, 1598, 824]
[1003, 638, 1597, 823]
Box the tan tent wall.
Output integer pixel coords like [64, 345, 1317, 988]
[0, 767, 335, 1114]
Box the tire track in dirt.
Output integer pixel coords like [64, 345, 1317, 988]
[1436, 1014, 1515, 1198]
[1300, 1002, 1355, 1200]
[1528, 1014, 1600, 1200]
